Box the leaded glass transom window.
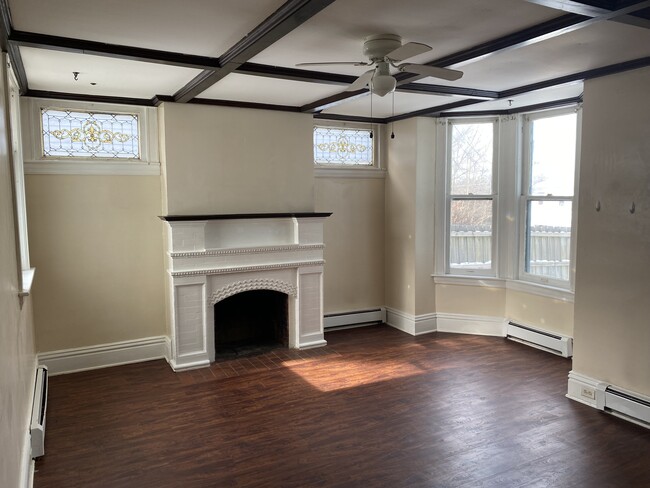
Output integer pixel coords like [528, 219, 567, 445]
[41, 108, 140, 159]
[313, 127, 373, 166]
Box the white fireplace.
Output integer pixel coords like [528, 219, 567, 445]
[161, 213, 331, 371]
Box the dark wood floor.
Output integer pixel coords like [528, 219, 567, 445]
[35, 325, 650, 488]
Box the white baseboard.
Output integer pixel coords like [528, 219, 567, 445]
[38, 336, 170, 375]
[436, 312, 506, 337]
[385, 308, 437, 336]
[566, 371, 607, 408]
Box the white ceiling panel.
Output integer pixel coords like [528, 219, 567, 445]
[446, 83, 584, 113]
[20, 47, 201, 99]
[415, 20, 650, 91]
[251, 0, 561, 76]
[198, 74, 345, 106]
[322, 91, 455, 118]
[9, 0, 287, 57]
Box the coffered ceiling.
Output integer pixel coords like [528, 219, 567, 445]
[3, 0, 650, 121]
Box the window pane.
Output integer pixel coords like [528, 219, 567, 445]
[525, 200, 572, 280]
[42, 109, 140, 159]
[450, 122, 493, 195]
[450, 199, 492, 270]
[530, 113, 577, 196]
[314, 127, 373, 165]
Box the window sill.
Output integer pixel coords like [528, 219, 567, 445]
[19, 268, 35, 297]
[314, 167, 386, 179]
[431, 274, 574, 302]
[25, 160, 161, 176]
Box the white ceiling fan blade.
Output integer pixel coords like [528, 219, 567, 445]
[346, 69, 375, 91]
[386, 42, 432, 62]
[296, 61, 371, 67]
[398, 63, 463, 81]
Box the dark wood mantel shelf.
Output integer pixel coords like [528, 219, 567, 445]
[159, 212, 332, 222]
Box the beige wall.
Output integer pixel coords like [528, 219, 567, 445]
[315, 176, 384, 313]
[26, 175, 166, 351]
[572, 67, 650, 395]
[160, 103, 314, 215]
[385, 118, 417, 315]
[505, 290, 573, 336]
[0, 61, 37, 488]
[436, 285, 506, 316]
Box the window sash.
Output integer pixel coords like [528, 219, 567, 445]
[445, 118, 498, 275]
[519, 107, 580, 289]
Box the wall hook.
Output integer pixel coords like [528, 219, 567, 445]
[630, 202, 635, 214]
[595, 200, 601, 212]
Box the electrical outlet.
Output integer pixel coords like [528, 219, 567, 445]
[581, 387, 596, 400]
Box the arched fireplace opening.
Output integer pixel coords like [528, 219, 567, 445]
[214, 290, 288, 358]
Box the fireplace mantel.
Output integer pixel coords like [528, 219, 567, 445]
[160, 212, 332, 222]
[162, 212, 331, 371]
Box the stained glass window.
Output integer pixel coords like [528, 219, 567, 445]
[41, 108, 140, 159]
[313, 127, 373, 165]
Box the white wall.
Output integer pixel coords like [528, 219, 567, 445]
[572, 66, 650, 395]
[0, 60, 37, 488]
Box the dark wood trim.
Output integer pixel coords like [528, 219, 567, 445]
[397, 83, 498, 99]
[189, 98, 301, 113]
[300, 89, 368, 113]
[238, 62, 356, 86]
[384, 99, 483, 122]
[523, 0, 650, 29]
[174, 0, 336, 103]
[0, 0, 27, 94]
[23, 89, 154, 106]
[160, 212, 332, 222]
[438, 96, 583, 117]
[499, 56, 650, 98]
[9, 30, 222, 69]
[151, 95, 175, 107]
[313, 112, 386, 124]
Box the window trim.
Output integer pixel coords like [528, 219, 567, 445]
[312, 119, 385, 173]
[22, 97, 160, 175]
[518, 106, 581, 290]
[444, 117, 499, 277]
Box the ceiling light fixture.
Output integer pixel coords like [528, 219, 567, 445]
[371, 62, 396, 97]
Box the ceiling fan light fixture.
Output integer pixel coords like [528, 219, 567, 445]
[371, 74, 396, 97]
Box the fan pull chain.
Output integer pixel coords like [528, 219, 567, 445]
[369, 87, 373, 139]
[391, 91, 395, 139]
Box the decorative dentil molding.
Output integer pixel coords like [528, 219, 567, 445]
[170, 260, 325, 277]
[170, 244, 324, 258]
[209, 278, 298, 305]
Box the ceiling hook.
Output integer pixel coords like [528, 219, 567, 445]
[630, 202, 635, 214]
[72, 71, 79, 81]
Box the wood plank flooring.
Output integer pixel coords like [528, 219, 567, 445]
[34, 325, 650, 488]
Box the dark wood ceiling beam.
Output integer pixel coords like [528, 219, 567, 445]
[173, 0, 336, 103]
[9, 30, 222, 69]
[523, 0, 650, 29]
[301, 1, 649, 113]
[0, 0, 27, 93]
[384, 55, 649, 122]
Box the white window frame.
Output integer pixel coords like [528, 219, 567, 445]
[4, 56, 34, 298]
[21, 97, 159, 176]
[443, 117, 499, 277]
[518, 106, 581, 289]
[313, 120, 386, 179]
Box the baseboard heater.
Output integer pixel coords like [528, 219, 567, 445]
[30, 365, 48, 458]
[604, 387, 650, 427]
[506, 322, 572, 358]
[324, 308, 385, 330]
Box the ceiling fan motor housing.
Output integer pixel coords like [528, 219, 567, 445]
[363, 33, 402, 61]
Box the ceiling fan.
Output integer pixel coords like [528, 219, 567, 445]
[296, 34, 463, 97]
